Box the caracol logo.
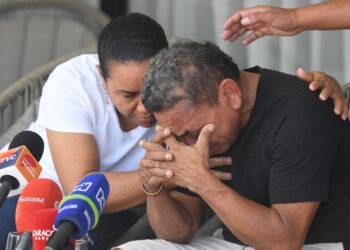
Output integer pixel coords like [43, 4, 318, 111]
[33, 228, 54, 241]
[18, 196, 44, 204]
[73, 182, 92, 192]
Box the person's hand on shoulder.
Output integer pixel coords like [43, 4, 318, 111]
[222, 6, 300, 45]
[297, 68, 348, 120]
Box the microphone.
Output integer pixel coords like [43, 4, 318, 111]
[0, 131, 44, 207]
[32, 209, 59, 250]
[32, 209, 76, 250]
[15, 178, 62, 250]
[45, 173, 110, 250]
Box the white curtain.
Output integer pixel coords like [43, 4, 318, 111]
[129, 0, 350, 84]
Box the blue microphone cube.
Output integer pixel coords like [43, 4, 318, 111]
[54, 173, 110, 239]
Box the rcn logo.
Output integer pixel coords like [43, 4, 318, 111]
[73, 182, 92, 192]
[95, 188, 106, 212]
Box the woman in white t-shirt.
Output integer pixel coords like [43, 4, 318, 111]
[42, 13, 169, 249]
[0, 13, 168, 250]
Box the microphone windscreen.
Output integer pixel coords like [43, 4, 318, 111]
[8, 131, 44, 161]
[32, 208, 58, 250]
[16, 178, 62, 232]
[33, 209, 77, 250]
[55, 173, 109, 239]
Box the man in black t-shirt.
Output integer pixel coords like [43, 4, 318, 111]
[117, 40, 350, 250]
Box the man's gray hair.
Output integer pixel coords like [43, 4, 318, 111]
[142, 40, 240, 112]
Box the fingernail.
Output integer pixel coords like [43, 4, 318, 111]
[164, 128, 170, 135]
[165, 153, 172, 160]
[208, 125, 215, 132]
[241, 17, 250, 25]
[165, 170, 173, 178]
[226, 173, 232, 180]
[226, 158, 232, 164]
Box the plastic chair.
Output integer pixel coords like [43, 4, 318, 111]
[0, 0, 110, 92]
[0, 44, 97, 146]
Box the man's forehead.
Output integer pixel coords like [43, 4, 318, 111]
[155, 102, 196, 135]
[155, 111, 186, 134]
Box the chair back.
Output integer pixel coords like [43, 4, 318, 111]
[0, 44, 96, 147]
[0, 0, 109, 92]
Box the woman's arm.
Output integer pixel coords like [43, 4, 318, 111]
[47, 130, 146, 213]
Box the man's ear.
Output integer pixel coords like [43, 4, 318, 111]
[96, 65, 107, 90]
[219, 78, 242, 110]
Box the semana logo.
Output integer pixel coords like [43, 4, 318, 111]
[18, 196, 44, 204]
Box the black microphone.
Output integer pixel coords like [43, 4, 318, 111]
[0, 131, 44, 207]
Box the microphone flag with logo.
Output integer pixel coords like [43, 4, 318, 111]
[16, 178, 62, 232]
[14, 178, 62, 250]
[32, 208, 75, 250]
[45, 173, 109, 249]
[32, 208, 58, 250]
[0, 131, 44, 207]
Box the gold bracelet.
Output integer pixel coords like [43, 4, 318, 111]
[141, 183, 163, 196]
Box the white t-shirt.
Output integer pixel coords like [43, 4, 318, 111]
[31, 54, 155, 185]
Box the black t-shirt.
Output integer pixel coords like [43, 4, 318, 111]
[220, 67, 350, 248]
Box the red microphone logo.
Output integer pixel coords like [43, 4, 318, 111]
[32, 208, 57, 250]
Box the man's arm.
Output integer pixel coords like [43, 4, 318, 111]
[138, 128, 202, 243]
[139, 126, 230, 243]
[144, 124, 325, 249]
[47, 130, 146, 213]
[146, 190, 202, 243]
[196, 173, 319, 249]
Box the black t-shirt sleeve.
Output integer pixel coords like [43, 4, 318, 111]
[269, 98, 341, 204]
